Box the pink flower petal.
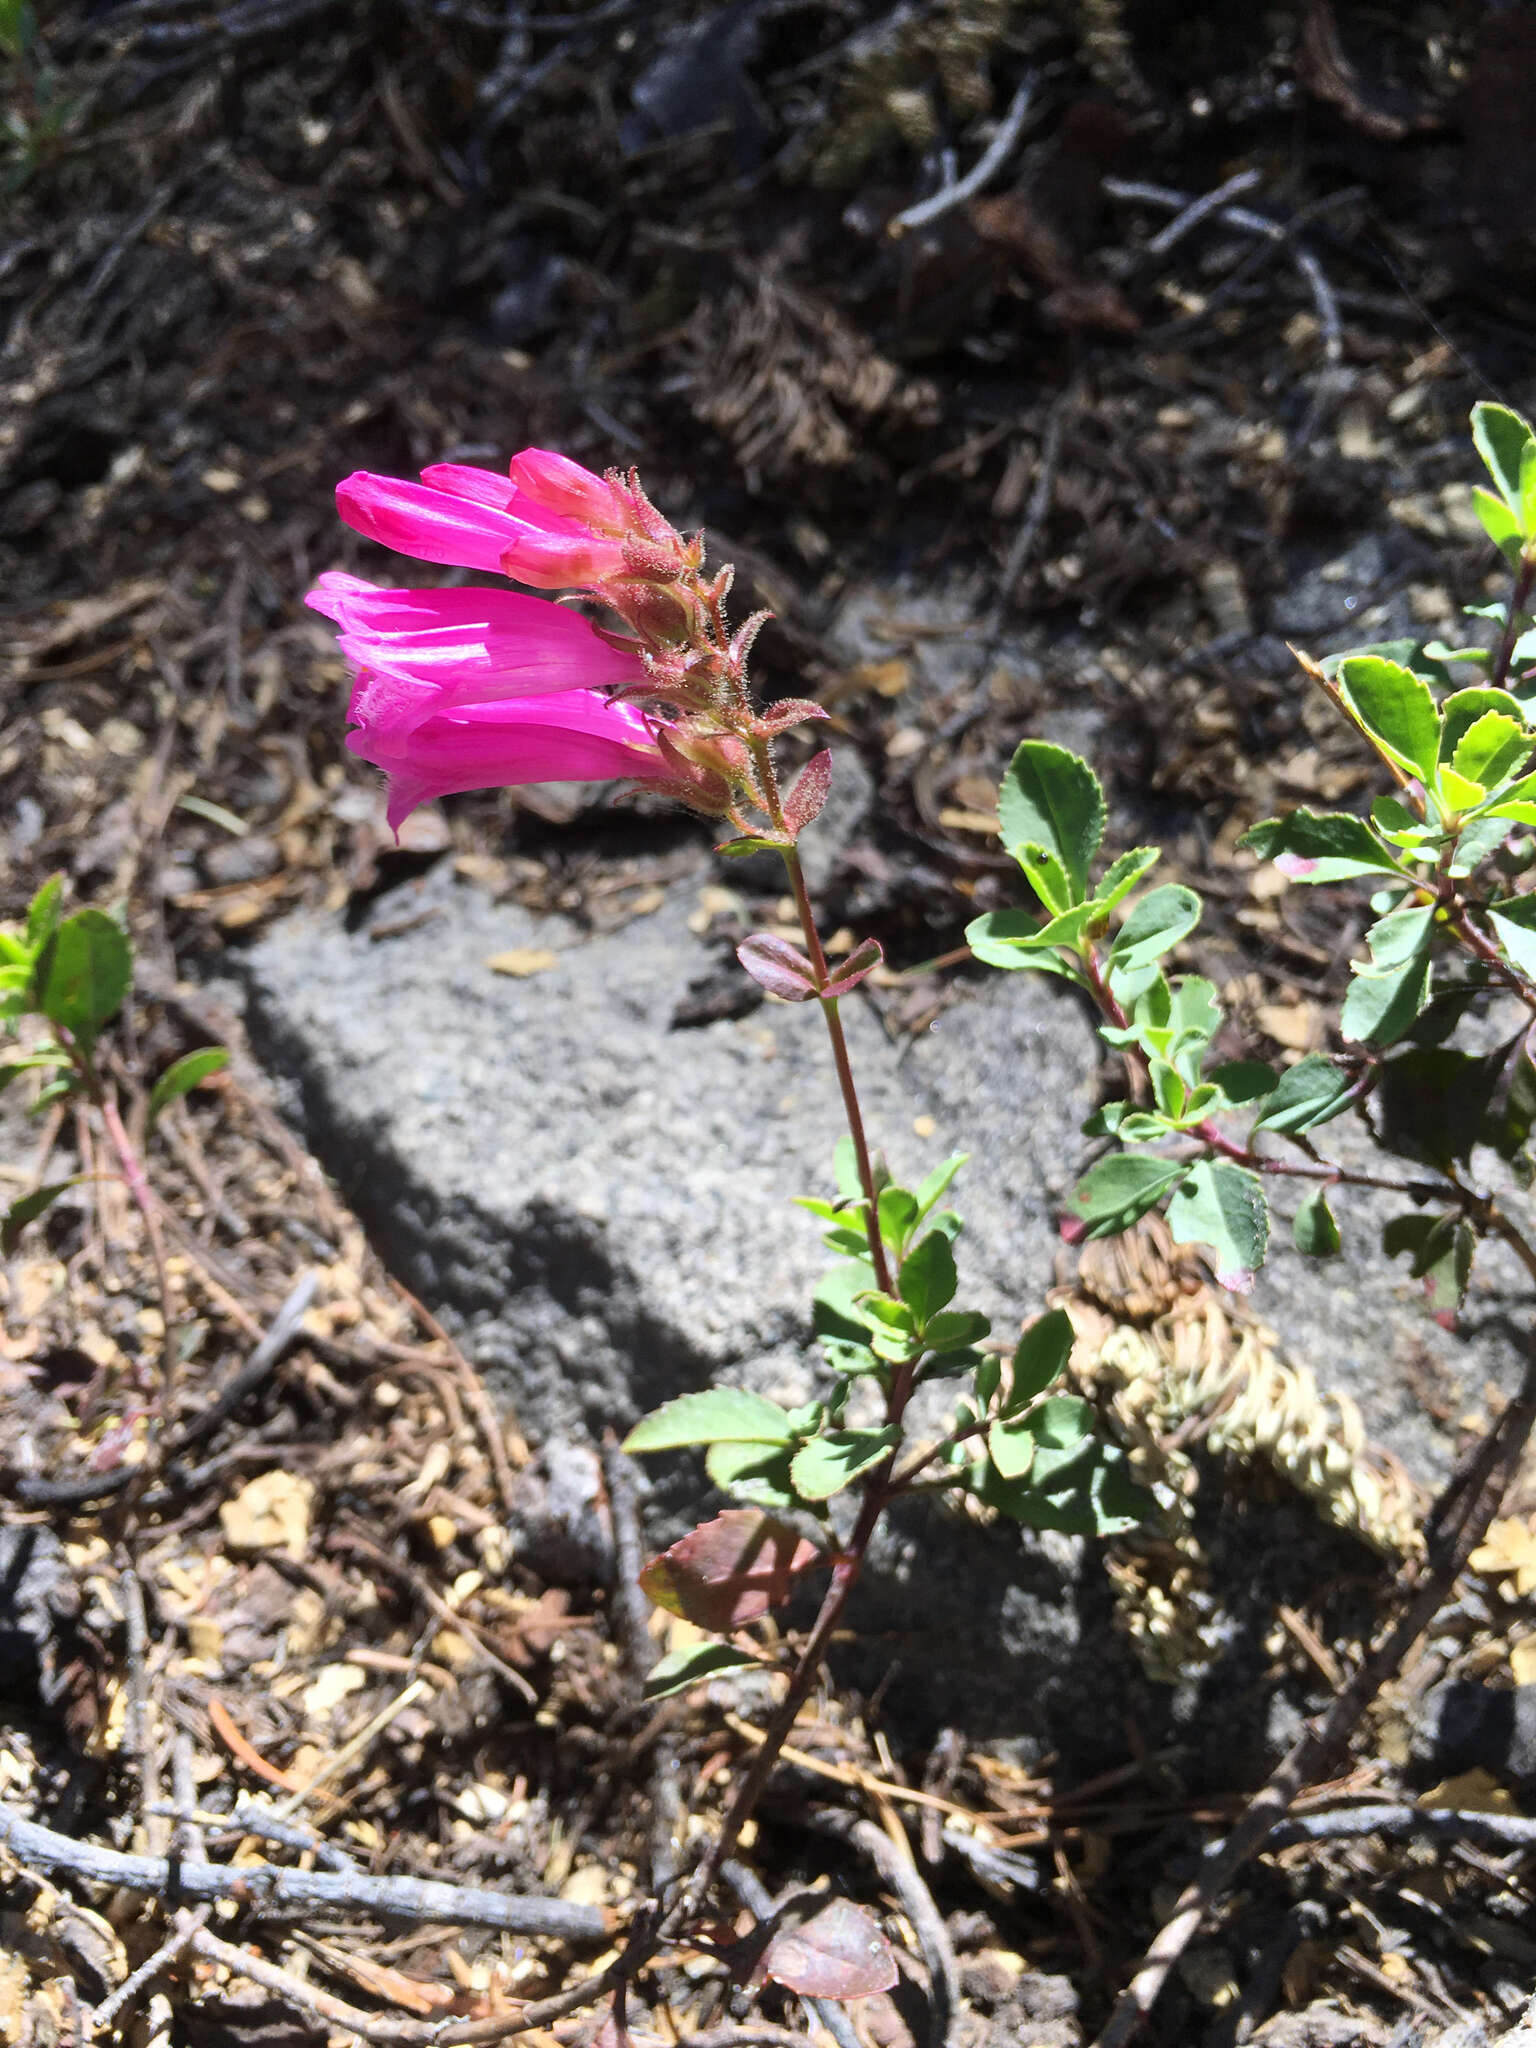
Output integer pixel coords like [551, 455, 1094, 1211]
[344, 685, 666, 833]
[336, 472, 528, 576]
[507, 448, 622, 527]
[307, 573, 644, 707]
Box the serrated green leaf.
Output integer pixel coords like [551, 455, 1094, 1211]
[25, 874, 64, 955]
[1070, 1155, 1188, 1238]
[146, 1046, 229, 1132]
[1292, 1187, 1341, 1257]
[1016, 845, 1073, 916]
[2, 1179, 81, 1255]
[1451, 710, 1529, 792]
[624, 1388, 795, 1453]
[1335, 657, 1442, 785]
[897, 1230, 958, 1325]
[997, 741, 1105, 903]
[1240, 808, 1403, 882]
[643, 1641, 761, 1700]
[1251, 1054, 1353, 1135]
[1340, 905, 1435, 1046]
[1166, 1158, 1269, 1292]
[790, 1428, 899, 1500]
[1106, 884, 1202, 990]
[1472, 400, 1536, 514]
[1091, 846, 1160, 918]
[1442, 688, 1529, 762]
[705, 1441, 802, 1509]
[1450, 814, 1513, 877]
[964, 904, 1094, 969]
[33, 909, 131, 1048]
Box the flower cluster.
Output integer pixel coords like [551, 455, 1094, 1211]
[308, 448, 819, 836]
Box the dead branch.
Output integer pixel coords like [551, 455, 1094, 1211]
[890, 75, 1036, 237]
[0, 1804, 612, 1942]
[1265, 1805, 1536, 1852]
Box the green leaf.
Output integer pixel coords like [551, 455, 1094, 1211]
[790, 1428, 899, 1500]
[813, 1261, 877, 1345]
[624, 1389, 795, 1453]
[1442, 688, 1529, 764]
[25, 874, 64, 954]
[1450, 814, 1513, 877]
[923, 1308, 991, 1354]
[1071, 1155, 1188, 1238]
[1472, 400, 1536, 514]
[1106, 885, 1202, 990]
[1251, 1054, 1353, 1135]
[146, 1046, 229, 1132]
[1208, 1060, 1278, 1107]
[1487, 898, 1536, 982]
[1008, 1310, 1075, 1408]
[706, 1441, 802, 1510]
[913, 1153, 967, 1221]
[964, 904, 1093, 969]
[1340, 905, 1435, 1047]
[1091, 846, 1160, 918]
[2, 1179, 81, 1254]
[33, 909, 131, 1048]
[1240, 808, 1402, 883]
[643, 1641, 761, 1700]
[1382, 1213, 1473, 1320]
[1166, 1159, 1269, 1291]
[1472, 484, 1523, 563]
[1376, 1046, 1505, 1171]
[0, 1050, 72, 1097]
[1292, 1187, 1341, 1257]
[877, 1185, 918, 1255]
[897, 1230, 958, 1326]
[997, 741, 1106, 903]
[1452, 711, 1530, 793]
[1335, 657, 1442, 785]
[988, 1414, 1036, 1480]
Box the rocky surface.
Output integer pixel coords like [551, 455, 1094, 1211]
[239, 839, 1533, 1748]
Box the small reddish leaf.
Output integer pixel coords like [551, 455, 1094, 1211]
[738, 932, 819, 1001]
[822, 936, 883, 998]
[760, 1899, 897, 2000]
[782, 748, 833, 835]
[755, 698, 831, 736]
[639, 1508, 821, 1632]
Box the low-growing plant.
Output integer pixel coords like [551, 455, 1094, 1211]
[294, 409, 1536, 2033]
[1, 878, 228, 1405]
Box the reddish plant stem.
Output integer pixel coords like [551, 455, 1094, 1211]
[82, 1052, 179, 1407]
[780, 843, 894, 1299]
[1491, 551, 1536, 691]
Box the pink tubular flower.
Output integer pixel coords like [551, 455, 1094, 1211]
[344, 676, 667, 834]
[307, 572, 645, 709]
[337, 463, 629, 589]
[506, 448, 626, 529]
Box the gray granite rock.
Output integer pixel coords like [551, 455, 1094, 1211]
[238, 855, 1534, 1748]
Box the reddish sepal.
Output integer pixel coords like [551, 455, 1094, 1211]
[753, 698, 831, 737]
[757, 1899, 897, 2000]
[782, 748, 833, 836]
